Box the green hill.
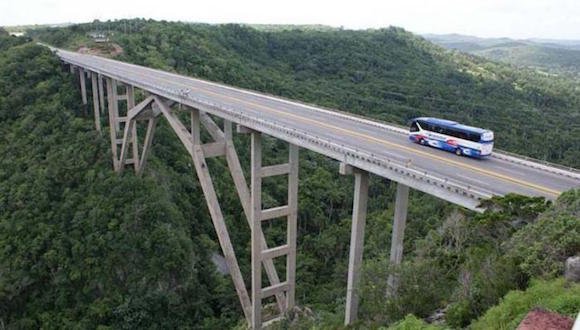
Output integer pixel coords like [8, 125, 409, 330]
[426, 33, 580, 77]
[474, 44, 580, 72]
[1, 21, 578, 329]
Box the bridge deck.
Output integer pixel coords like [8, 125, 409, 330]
[56, 49, 580, 210]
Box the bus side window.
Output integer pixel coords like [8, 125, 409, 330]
[456, 130, 467, 140]
[410, 121, 419, 132]
[421, 122, 434, 132]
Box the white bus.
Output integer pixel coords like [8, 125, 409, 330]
[409, 117, 494, 158]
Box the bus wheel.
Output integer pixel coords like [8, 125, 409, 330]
[455, 148, 462, 156]
[420, 139, 427, 145]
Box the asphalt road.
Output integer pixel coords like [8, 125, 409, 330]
[57, 50, 580, 201]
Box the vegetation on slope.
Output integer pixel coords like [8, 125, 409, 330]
[0, 38, 240, 329]
[0, 21, 577, 329]
[470, 278, 580, 329]
[475, 45, 580, 74]
[357, 192, 579, 328]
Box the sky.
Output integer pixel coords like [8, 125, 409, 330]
[2, 0, 580, 40]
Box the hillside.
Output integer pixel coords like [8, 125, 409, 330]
[0, 22, 578, 329]
[0, 36, 242, 328]
[425, 33, 580, 77]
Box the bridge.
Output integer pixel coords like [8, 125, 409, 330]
[53, 47, 579, 328]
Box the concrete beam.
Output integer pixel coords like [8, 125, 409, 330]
[200, 112, 225, 141]
[127, 96, 155, 120]
[106, 78, 120, 170]
[137, 117, 159, 176]
[339, 162, 354, 175]
[191, 109, 201, 146]
[344, 169, 369, 325]
[118, 119, 135, 173]
[201, 141, 226, 158]
[98, 74, 105, 114]
[387, 183, 410, 295]
[192, 143, 252, 323]
[155, 98, 252, 322]
[237, 124, 254, 134]
[223, 120, 287, 313]
[250, 131, 263, 329]
[79, 68, 87, 105]
[249, 132, 297, 328]
[286, 143, 299, 310]
[126, 85, 139, 172]
[90, 72, 101, 132]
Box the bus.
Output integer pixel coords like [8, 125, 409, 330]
[408, 117, 494, 158]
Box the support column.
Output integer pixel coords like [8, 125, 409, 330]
[98, 74, 105, 114]
[90, 73, 101, 132]
[224, 120, 288, 314]
[251, 132, 263, 330]
[137, 117, 159, 175]
[387, 183, 409, 295]
[344, 168, 369, 325]
[154, 99, 252, 323]
[127, 85, 139, 171]
[106, 78, 120, 170]
[79, 68, 87, 105]
[286, 144, 299, 310]
[248, 130, 298, 328]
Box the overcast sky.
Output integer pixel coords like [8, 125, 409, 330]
[2, 0, 579, 40]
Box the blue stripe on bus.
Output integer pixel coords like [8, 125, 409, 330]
[409, 135, 490, 158]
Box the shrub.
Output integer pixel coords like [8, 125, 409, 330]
[470, 278, 580, 330]
[386, 314, 446, 330]
[505, 190, 580, 279]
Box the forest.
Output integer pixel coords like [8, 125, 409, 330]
[0, 21, 578, 329]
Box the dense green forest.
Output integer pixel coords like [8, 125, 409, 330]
[0, 21, 578, 329]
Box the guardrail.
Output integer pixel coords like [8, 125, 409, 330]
[491, 150, 580, 180]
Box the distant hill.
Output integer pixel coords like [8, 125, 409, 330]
[244, 24, 339, 32]
[424, 33, 580, 75]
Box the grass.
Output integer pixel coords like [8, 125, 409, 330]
[470, 278, 580, 330]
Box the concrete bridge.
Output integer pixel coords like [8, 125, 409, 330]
[53, 47, 579, 328]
